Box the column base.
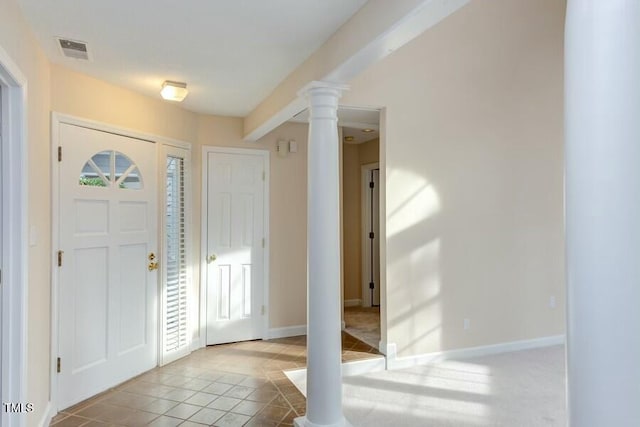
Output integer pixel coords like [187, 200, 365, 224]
[294, 416, 354, 427]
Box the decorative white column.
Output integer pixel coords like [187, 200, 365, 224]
[295, 81, 352, 427]
[565, 2, 640, 426]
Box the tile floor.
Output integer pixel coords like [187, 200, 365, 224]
[343, 307, 380, 349]
[51, 333, 380, 427]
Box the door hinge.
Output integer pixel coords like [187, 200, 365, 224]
[57, 250, 64, 267]
[58, 146, 62, 162]
[57, 357, 61, 373]
[261, 305, 265, 315]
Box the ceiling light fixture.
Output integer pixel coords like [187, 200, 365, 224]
[362, 128, 374, 133]
[160, 80, 188, 102]
[344, 136, 355, 142]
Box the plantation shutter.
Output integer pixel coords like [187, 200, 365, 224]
[162, 155, 189, 363]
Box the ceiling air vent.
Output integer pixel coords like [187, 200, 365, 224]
[56, 37, 90, 60]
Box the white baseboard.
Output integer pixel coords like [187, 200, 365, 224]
[344, 299, 362, 308]
[267, 325, 307, 339]
[37, 401, 54, 427]
[386, 334, 565, 370]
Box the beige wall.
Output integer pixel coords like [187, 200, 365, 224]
[50, 64, 198, 143]
[344, 0, 566, 357]
[359, 137, 380, 166]
[342, 138, 380, 303]
[342, 143, 360, 302]
[0, 0, 51, 425]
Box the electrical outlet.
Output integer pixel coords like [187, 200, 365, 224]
[463, 318, 470, 330]
[549, 296, 557, 309]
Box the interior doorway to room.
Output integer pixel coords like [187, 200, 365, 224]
[55, 121, 158, 410]
[339, 107, 382, 350]
[203, 147, 268, 346]
[287, 106, 384, 350]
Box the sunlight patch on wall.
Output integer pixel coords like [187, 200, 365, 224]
[389, 238, 443, 355]
[387, 169, 440, 237]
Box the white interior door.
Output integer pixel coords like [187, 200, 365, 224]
[205, 150, 266, 345]
[57, 123, 158, 409]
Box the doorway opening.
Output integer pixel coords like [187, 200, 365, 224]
[339, 107, 382, 350]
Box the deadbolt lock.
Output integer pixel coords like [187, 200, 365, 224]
[148, 252, 156, 261]
[207, 254, 217, 263]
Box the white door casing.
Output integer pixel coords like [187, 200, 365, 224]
[204, 148, 267, 345]
[57, 123, 158, 409]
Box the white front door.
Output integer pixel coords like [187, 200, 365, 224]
[57, 123, 158, 409]
[205, 149, 266, 345]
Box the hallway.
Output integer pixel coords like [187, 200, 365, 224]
[50, 334, 380, 427]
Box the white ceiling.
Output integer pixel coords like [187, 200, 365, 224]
[17, 0, 368, 117]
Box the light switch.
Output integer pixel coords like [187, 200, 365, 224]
[277, 140, 288, 158]
[289, 140, 298, 153]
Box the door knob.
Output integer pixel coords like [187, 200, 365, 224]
[207, 254, 217, 263]
[148, 252, 158, 271]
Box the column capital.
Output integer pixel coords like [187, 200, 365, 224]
[298, 81, 350, 99]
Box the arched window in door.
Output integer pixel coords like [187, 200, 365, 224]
[79, 150, 143, 189]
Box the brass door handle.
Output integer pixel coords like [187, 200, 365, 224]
[148, 252, 158, 271]
[207, 254, 217, 263]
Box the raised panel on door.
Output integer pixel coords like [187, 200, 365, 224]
[71, 247, 109, 373]
[206, 151, 266, 345]
[118, 243, 148, 355]
[57, 123, 158, 410]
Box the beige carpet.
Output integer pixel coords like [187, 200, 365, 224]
[292, 344, 566, 426]
[344, 307, 380, 349]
